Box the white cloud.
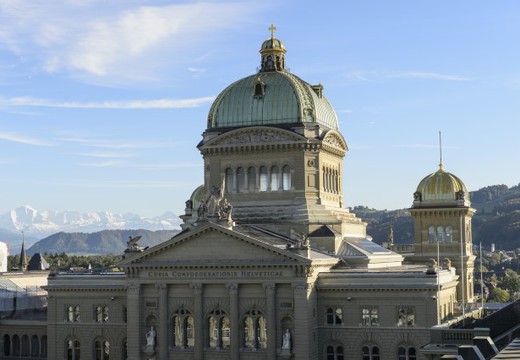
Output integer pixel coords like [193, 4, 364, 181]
[0, 1, 263, 82]
[77, 160, 126, 168]
[0, 131, 53, 146]
[57, 137, 173, 150]
[1, 96, 215, 109]
[80, 151, 133, 159]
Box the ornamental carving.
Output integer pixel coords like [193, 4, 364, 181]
[219, 130, 294, 145]
[322, 133, 347, 151]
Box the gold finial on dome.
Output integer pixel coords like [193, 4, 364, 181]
[269, 24, 276, 39]
[438, 131, 444, 171]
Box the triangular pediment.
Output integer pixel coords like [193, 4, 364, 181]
[322, 130, 348, 152]
[123, 222, 309, 267]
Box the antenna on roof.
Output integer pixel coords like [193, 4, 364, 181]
[438, 131, 443, 170]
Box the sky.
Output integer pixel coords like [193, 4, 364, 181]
[0, 0, 519, 218]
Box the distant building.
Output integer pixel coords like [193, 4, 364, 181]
[0, 242, 7, 273]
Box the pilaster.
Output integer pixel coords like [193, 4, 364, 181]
[127, 283, 141, 360]
[264, 283, 277, 360]
[156, 283, 168, 360]
[227, 283, 239, 360]
[292, 282, 310, 360]
[191, 283, 204, 360]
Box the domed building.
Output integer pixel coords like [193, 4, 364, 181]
[14, 28, 493, 360]
[407, 163, 476, 305]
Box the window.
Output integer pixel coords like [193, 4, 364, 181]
[3, 334, 10, 356]
[270, 166, 279, 190]
[397, 307, 415, 327]
[362, 345, 380, 360]
[41, 336, 47, 357]
[236, 167, 246, 192]
[327, 345, 344, 360]
[437, 226, 445, 242]
[66, 339, 80, 360]
[428, 226, 436, 243]
[208, 309, 230, 349]
[96, 305, 109, 323]
[225, 168, 234, 193]
[243, 309, 267, 349]
[248, 167, 256, 191]
[446, 226, 453, 242]
[12, 335, 20, 356]
[361, 307, 378, 326]
[172, 308, 195, 348]
[398, 346, 417, 360]
[95, 339, 110, 360]
[259, 166, 268, 191]
[21, 334, 29, 356]
[326, 307, 343, 325]
[282, 165, 291, 190]
[67, 305, 80, 322]
[31, 335, 39, 357]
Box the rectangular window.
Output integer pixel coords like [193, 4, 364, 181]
[361, 306, 378, 326]
[397, 306, 415, 327]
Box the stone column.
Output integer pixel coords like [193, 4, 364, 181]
[264, 283, 276, 360]
[227, 283, 239, 360]
[156, 283, 168, 360]
[292, 282, 310, 360]
[191, 283, 204, 360]
[127, 283, 141, 360]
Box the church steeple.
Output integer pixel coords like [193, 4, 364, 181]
[19, 236, 28, 272]
[259, 24, 286, 72]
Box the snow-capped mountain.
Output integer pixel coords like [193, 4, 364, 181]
[0, 206, 182, 239]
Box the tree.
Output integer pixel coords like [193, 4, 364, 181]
[489, 288, 510, 303]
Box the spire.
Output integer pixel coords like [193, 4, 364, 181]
[19, 231, 27, 271]
[269, 23, 276, 39]
[438, 131, 443, 171]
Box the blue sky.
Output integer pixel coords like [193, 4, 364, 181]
[1, 0, 519, 218]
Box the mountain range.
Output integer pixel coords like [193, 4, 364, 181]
[0, 206, 181, 251]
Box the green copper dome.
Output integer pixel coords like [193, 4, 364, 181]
[206, 27, 339, 131]
[413, 165, 470, 206]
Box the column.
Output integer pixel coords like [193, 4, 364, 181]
[264, 283, 276, 360]
[156, 283, 168, 360]
[227, 283, 239, 360]
[292, 282, 310, 360]
[127, 283, 142, 360]
[191, 283, 204, 360]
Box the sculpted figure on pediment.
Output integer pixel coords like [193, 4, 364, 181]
[322, 132, 347, 151]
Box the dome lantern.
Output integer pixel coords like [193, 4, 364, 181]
[259, 24, 286, 72]
[413, 166, 470, 207]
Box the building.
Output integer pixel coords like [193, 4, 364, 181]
[1, 28, 485, 360]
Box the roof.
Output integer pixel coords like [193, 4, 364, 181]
[414, 166, 471, 207]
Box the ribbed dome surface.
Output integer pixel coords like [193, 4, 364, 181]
[415, 167, 470, 204]
[260, 37, 285, 51]
[190, 185, 206, 211]
[207, 71, 338, 130]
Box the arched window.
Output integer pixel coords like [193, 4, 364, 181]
[31, 335, 39, 357]
[41, 335, 47, 357]
[259, 166, 268, 191]
[236, 167, 246, 193]
[282, 165, 291, 190]
[208, 309, 230, 349]
[248, 167, 256, 191]
[94, 339, 110, 360]
[172, 308, 195, 348]
[21, 334, 29, 356]
[243, 309, 267, 349]
[254, 82, 264, 97]
[66, 339, 80, 360]
[270, 166, 279, 190]
[327, 345, 344, 360]
[225, 168, 234, 193]
[446, 226, 453, 242]
[437, 226, 445, 242]
[12, 335, 20, 356]
[362, 345, 380, 360]
[3, 334, 10, 356]
[428, 226, 436, 243]
[398, 346, 417, 360]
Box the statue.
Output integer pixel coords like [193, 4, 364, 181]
[126, 235, 142, 251]
[443, 258, 452, 270]
[282, 329, 291, 349]
[146, 326, 156, 347]
[197, 201, 208, 220]
[218, 198, 233, 222]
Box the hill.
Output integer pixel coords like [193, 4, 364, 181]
[27, 229, 179, 255]
[351, 183, 520, 250]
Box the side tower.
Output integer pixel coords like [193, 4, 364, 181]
[410, 163, 476, 303]
[195, 28, 365, 239]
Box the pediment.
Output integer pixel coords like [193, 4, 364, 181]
[203, 127, 305, 147]
[322, 130, 348, 152]
[123, 222, 308, 267]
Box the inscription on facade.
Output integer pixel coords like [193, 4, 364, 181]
[146, 270, 286, 278]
